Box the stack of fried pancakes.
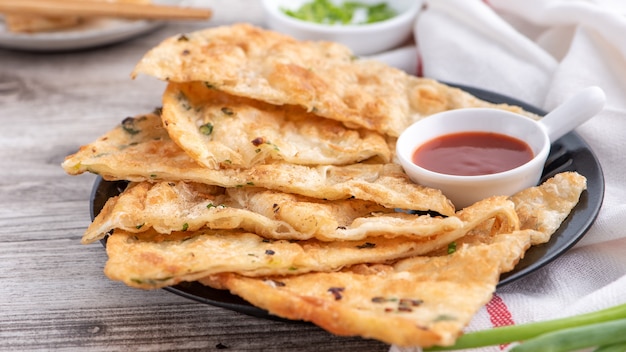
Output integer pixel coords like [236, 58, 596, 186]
[63, 24, 587, 348]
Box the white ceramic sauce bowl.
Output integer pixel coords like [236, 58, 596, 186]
[396, 87, 606, 209]
[261, 0, 423, 56]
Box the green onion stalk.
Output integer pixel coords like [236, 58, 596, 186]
[425, 303, 626, 351]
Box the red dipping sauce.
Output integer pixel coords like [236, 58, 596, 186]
[412, 131, 534, 176]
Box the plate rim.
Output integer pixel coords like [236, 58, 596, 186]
[0, 18, 163, 51]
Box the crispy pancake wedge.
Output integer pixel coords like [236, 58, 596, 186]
[162, 81, 390, 169]
[197, 172, 586, 348]
[84, 181, 464, 244]
[511, 171, 587, 245]
[132, 24, 538, 137]
[62, 113, 455, 215]
[102, 195, 519, 289]
[200, 230, 533, 348]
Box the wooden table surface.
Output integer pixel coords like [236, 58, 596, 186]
[0, 4, 390, 351]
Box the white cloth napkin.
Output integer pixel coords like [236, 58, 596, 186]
[374, 0, 626, 351]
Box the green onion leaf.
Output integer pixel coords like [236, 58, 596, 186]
[426, 303, 626, 351]
[199, 123, 214, 136]
[281, 0, 396, 25]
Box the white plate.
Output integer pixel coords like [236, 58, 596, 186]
[0, 0, 184, 51]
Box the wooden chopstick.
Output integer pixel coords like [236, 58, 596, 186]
[0, 0, 212, 21]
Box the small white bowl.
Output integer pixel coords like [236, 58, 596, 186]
[396, 87, 606, 209]
[396, 109, 551, 209]
[261, 0, 423, 56]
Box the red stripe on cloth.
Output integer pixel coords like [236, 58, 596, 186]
[486, 294, 515, 350]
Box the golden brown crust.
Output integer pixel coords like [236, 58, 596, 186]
[194, 172, 584, 347]
[511, 172, 587, 245]
[161, 81, 391, 169]
[132, 24, 539, 137]
[99, 182, 528, 293]
[102, 195, 518, 290]
[84, 180, 465, 244]
[62, 113, 456, 215]
[201, 230, 533, 347]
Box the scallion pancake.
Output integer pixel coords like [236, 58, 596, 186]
[84, 180, 464, 244]
[162, 81, 390, 169]
[133, 24, 538, 137]
[197, 172, 586, 348]
[62, 112, 455, 215]
[102, 195, 519, 289]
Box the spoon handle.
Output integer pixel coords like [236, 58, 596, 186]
[539, 86, 606, 142]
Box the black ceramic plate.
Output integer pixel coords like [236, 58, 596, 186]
[90, 85, 604, 319]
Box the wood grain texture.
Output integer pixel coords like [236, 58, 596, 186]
[0, 9, 389, 351]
